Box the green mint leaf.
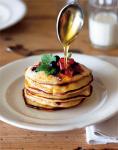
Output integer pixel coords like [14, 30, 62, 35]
[48, 68, 56, 75]
[41, 54, 56, 64]
[35, 64, 56, 75]
[35, 54, 58, 75]
[43, 68, 56, 75]
[35, 64, 49, 72]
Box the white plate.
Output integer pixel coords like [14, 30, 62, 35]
[0, 53, 118, 131]
[0, 0, 27, 30]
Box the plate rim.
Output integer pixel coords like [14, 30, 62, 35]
[0, 0, 27, 30]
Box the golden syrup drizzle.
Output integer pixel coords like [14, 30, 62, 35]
[63, 44, 69, 68]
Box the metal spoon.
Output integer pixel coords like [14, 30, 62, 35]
[56, 2, 84, 46]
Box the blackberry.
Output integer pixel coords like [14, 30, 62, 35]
[50, 61, 57, 67]
[32, 67, 37, 71]
[71, 62, 78, 67]
[55, 55, 60, 62]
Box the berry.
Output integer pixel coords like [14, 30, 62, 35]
[60, 58, 64, 63]
[67, 58, 75, 65]
[52, 67, 60, 75]
[57, 57, 80, 77]
[64, 68, 74, 77]
[32, 67, 37, 71]
[57, 58, 66, 70]
[58, 73, 65, 79]
[73, 63, 80, 74]
[58, 58, 75, 69]
[60, 70, 65, 74]
[57, 60, 65, 70]
[50, 61, 57, 67]
[71, 62, 78, 67]
[55, 55, 60, 62]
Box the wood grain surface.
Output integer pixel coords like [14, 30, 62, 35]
[0, 0, 118, 149]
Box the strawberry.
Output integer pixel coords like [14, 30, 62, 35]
[58, 57, 75, 70]
[64, 69, 74, 77]
[60, 58, 65, 63]
[57, 61, 65, 70]
[67, 58, 75, 65]
[57, 58, 65, 70]
[57, 57, 80, 77]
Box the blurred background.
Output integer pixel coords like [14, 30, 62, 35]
[0, 0, 118, 66]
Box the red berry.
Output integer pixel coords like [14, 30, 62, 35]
[57, 57, 76, 76]
[58, 73, 65, 78]
[64, 68, 74, 77]
[67, 58, 75, 65]
[74, 64, 81, 74]
[57, 61, 64, 70]
[60, 58, 65, 63]
[57, 58, 65, 70]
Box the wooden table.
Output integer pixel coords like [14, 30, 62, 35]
[0, 0, 118, 149]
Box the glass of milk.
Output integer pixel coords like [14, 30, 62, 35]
[88, 0, 118, 49]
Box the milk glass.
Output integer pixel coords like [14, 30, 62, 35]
[88, 0, 118, 49]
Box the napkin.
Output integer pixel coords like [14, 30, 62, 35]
[86, 55, 118, 144]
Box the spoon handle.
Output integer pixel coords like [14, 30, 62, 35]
[67, 0, 78, 4]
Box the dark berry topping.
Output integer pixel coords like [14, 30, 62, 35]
[71, 62, 78, 67]
[34, 54, 80, 77]
[60, 58, 64, 63]
[64, 68, 74, 77]
[55, 55, 60, 62]
[73, 63, 80, 74]
[67, 58, 75, 65]
[32, 67, 37, 71]
[50, 61, 57, 67]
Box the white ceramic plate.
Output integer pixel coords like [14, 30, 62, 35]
[0, 0, 27, 30]
[0, 53, 118, 131]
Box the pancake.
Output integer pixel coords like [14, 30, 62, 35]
[25, 64, 91, 85]
[24, 97, 84, 109]
[25, 74, 93, 94]
[23, 89, 85, 109]
[24, 86, 92, 102]
[25, 84, 92, 99]
[23, 55, 93, 110]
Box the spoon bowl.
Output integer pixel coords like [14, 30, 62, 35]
[56, 3, 84, 46]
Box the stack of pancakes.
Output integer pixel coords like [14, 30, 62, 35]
[23, 64, 93, 110]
